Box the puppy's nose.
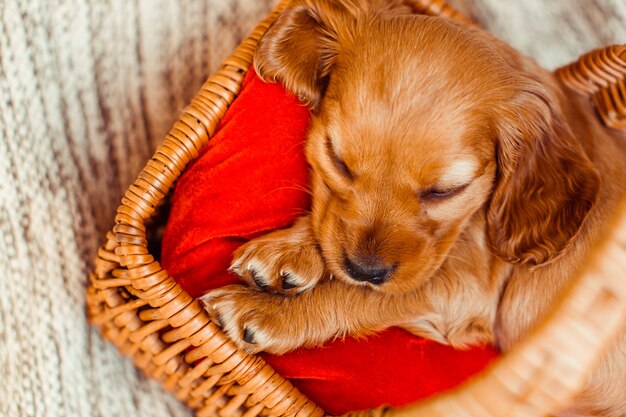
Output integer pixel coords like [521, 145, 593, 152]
[343, 254, 396, 285]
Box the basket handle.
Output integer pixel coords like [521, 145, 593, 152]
[556, 44, 626, 130]
[407, 0, 473, 25]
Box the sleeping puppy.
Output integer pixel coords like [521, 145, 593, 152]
[201, 0, 626, 415]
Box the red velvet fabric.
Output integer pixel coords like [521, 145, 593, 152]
[161, 70, 498, 415]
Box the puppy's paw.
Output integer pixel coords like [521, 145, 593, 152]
[230, 218, 326, 295]
[200, 285, 303, 354]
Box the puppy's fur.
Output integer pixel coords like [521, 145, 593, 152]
[202, 1, 626, 415]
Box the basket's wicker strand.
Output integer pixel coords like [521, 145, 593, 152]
[408, 0, 474, 25]
[556, 44, 626, 130]
[87, 0, 626, 416]
[87, 1, 327, 416]
[343, 199, 626, 417]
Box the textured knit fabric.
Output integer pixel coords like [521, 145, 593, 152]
[1, 1, 625, 417]
[0, 2, 272, 416]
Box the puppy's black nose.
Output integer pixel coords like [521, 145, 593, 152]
[343, 254, 396, 285]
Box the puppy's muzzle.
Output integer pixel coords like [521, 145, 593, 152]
[343, 253, 397, 285]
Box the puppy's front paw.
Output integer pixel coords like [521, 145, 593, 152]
[230, 217, 326, 295]
[200, 285, 303, 354]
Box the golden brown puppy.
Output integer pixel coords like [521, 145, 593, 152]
[202, 1, 626, 415]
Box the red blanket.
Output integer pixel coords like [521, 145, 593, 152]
[161, 70, 498, 415]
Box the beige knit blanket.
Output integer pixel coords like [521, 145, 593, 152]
[1, 1, 624, 416]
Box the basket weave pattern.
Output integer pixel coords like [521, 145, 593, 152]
[556, 45, 626, 130]
[87, 1, 626, 416]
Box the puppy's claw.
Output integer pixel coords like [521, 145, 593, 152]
[205, 311, 222, 328]
[199, 291, 227, 327]
[228, 258, 244, 275]
[281, 272, 298, 290]
[251, 270, 269, 290]
[281, 281, 297, 290]
[243, 327, 256, 344]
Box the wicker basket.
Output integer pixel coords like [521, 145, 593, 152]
[87, 1, 626, 416]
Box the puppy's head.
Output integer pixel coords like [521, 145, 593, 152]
[255, 0, 599, 293]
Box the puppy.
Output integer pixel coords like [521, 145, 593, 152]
[202, 1, 626, 415]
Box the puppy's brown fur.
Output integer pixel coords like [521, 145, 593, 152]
[202, 1, 626, 415]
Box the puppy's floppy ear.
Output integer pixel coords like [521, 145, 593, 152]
[487, 78, 600, 266]
[254, 0, 348, 110]
[254, 0, 415, 110]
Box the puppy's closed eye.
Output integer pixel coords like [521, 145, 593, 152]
[326, 135, 354, 180]
[419, 159, 478, 202]
[419, 183, 469, 201]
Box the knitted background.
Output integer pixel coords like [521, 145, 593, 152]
[0, 1, 624, 416]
